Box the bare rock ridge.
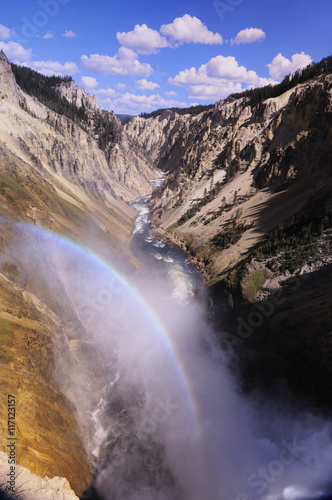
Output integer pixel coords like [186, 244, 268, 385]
[0, 51, 20, 105]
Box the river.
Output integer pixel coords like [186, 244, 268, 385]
[129, 183, 202, 305]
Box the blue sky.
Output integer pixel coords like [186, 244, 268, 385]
[1, 0, 331, 115]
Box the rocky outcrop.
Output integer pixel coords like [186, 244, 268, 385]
[0, 51, 19, 105]
[107, 124, 157, 200]
[0, 452, 79, 500]
[57, 80, 98, 112]
[125, 109, 191, 166]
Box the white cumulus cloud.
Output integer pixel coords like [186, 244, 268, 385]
[268, 52, 313, 80]
[187, 83, 242, 101]
[170, 56, 260, 86]
[81, 76, 98, 89]
[81, 48, 152, 77]
[135, 79, 160, 91]
[42, 31, 54, 40]
[0, 24, 13, 41]
[231, 28, 266, 46]
[160, 14, 223, 46]
[62, 30, 77, 38]
[0, 42, 32, 62]
[206, 55, 260, 83]
[26, 60, 79, 76]
[117, 24, 168, 55]
[169, 55, 278, 101]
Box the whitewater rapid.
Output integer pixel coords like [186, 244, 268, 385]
[130, 182, 202, 305]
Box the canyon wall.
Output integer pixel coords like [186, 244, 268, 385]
[0, 51, 157, 498]
[125, 73, 332, 277]
[125, 73, 332, 410]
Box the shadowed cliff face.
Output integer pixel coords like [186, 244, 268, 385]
[236, 265, 332, 408]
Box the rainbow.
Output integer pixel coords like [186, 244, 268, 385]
[9, 221, 201, 439]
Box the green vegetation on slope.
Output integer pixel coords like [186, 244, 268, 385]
[240, 270, 268, 302]
[252, 200, 332, 274]
[94, 112, 120, 152]
[11, 63, 88, 124]
[212, 222, 253, 250]
[0, 318, 13, 341]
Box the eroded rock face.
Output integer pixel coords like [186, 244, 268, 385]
[125, 74, 332, 273]
[125, 110, 191, 165]
[0, 51, 158, 203]
[57, 80, 98, 111]
[107, 124, 157, 200]
[126, 74, 332, 206]
[0, 452, 79, 499]
[0, 51, 19, 104]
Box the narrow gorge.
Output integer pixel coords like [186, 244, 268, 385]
[0, 49, 332, 500]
